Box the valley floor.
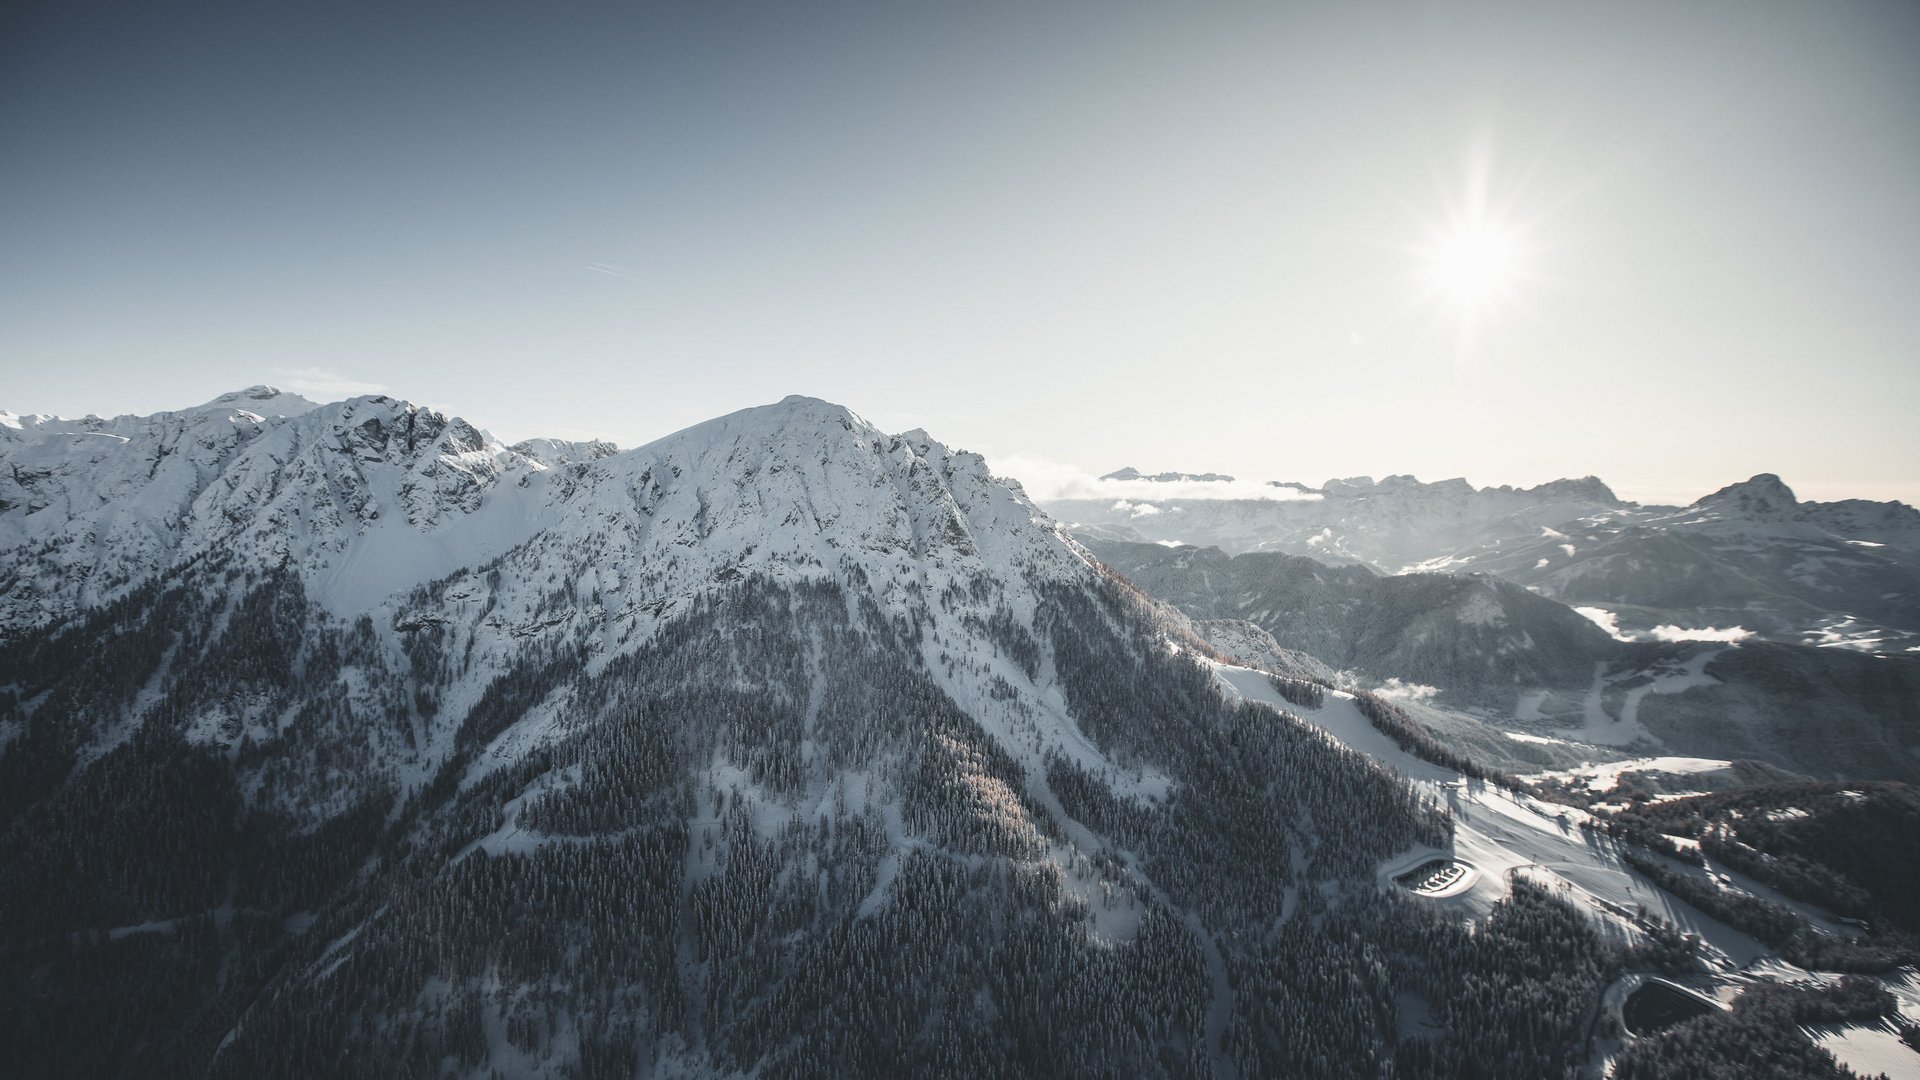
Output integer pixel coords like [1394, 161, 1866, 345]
[1218, 664, 1797, 968]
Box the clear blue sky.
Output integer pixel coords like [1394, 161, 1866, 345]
[4, 0, 1917, 504]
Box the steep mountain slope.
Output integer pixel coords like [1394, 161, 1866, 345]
[1470, 475, 1920, 650]
[7, 391, 1601, 1080]
[0, 386, 547, 635]
[1047, 473, 1627, 571]
[1083, 540, 1617, 703]
[1087, 538, 1920, 784]
[508, 437, 621, 468]
[1629, 642, 1920, 783]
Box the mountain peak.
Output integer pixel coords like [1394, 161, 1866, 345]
[1694, 473, 1799, 517]
[197, 385, 320, 418]
[639, 395, 873, 459]
[762, 394, 863, 427]
[753, 394, 866, 426]
[1100, 466, 1237, 483]
[1321, 475, 1377, 495]
[510, 437, 620, 468]
[1521, 475, 1623, 505]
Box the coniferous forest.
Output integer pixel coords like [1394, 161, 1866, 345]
[0, 560, 1670, 1079]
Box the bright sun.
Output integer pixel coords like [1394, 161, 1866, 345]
[1422, 219, 1521, 309]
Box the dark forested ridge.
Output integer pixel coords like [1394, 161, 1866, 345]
[0, 559, 1654, 1079]
[1082, 538, 1920, 784]
[1613, 976, 1899, 1080]
[1079, 540, 1617, 704]
[1606, 782, 1920, 974]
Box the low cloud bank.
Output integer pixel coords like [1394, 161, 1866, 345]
[1575, 606, 1754, 644]
[1574, 606, 1634, 642]
[1375, 678, 1441, 702]
[989, 454, 1322, 504]
[1648, 624, 1755, 643]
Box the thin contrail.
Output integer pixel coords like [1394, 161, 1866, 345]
[586, 262, 642, 280]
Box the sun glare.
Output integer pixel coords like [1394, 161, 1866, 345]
[1423, 219, 1521, 309]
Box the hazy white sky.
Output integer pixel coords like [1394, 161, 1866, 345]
[4, 0, 1917, 504]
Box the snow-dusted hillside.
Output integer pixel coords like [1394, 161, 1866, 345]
[1087, 536, 1920, 784]
[1048, 472, 1626, 570]
[0, 390, 1077, 645]
[1047, 469, 1920, 652]
[3, 390, 1146, 811]
[0, 386, 550, 633]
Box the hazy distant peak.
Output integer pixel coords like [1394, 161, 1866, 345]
[1410, 476, 1474, 497]
[1322, 475, 1377, 494]
[1267, 480, 1323, 496]
[1319, 475, 1466, 497]
[1, 385, 322, 432]
[1519, 476, 1621, 504]
[1694, 473, 1799, 516]
[1089, 469, 1622, 508]
[1100, 466, 1237, 483]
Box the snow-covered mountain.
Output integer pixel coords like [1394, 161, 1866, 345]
[507, 437, 621, 468]
[5, 390, 1915, 1079]
[1087, 538, 1920, 785]
[0, 389, 1075, 643]
[0, 386, 546, 634]
[1434, 474, 1920, 651]
[1047, 469, 1920, 651]
[1, 390, 1133, 810]
[1085, 540, 1619, 702]
[1049, 472, 1628, 570]
[0, 390, 1447, 1078]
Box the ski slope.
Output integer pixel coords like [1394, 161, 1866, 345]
[1213, 664, 1779, 968]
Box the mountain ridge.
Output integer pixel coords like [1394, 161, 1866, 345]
[1, 388, 1492, 1079]
[1047, 465, 1920, 650]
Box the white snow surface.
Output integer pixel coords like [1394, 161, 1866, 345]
[0, 389, 1080, 634]
[1816, 1024, 1920, 1079]
[0, 386, 545, 632]
[6, 390, 1208, 857]
[1557, 650, 1724, 747]
[1214, 664, 1780, 966]
[1525, 756, 1734, 795]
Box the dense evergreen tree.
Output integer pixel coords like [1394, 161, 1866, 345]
[0, 566, 1796, 1078]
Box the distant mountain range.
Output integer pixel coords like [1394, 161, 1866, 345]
[1084, 538, 1920, 785]
[1046, 469, 1920, 653]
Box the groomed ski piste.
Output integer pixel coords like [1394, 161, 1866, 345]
[1213, 661, 1920, 1076]
[1213, 662, 1824, 958]
[1213, 661, 1920, 1068]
